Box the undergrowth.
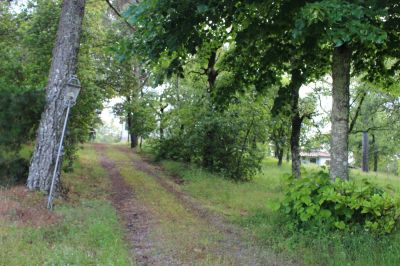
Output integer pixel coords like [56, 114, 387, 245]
[279, 171, 400, 234]
[158, 156, 400, 265]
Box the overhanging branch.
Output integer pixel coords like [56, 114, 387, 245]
[104, 0, 136, 31]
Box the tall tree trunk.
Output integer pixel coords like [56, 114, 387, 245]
[159, 97, 166, 141]
[330, 45, 351, 180]
[277, 148, 284, 167]
[27, 0, 86, 192]
[291, 114, 302, 178]
[362, 131, 369, 172]
[290, 68, 304, 179]
[128, 119, 138, 149]
[130, 133, 138, 148]
[202, 51, 218, 169]
[202, 126, 215, 168]
[206, 51, 218, 92]
[286, 146, 290, 162]
[126, 96, 137, 148]
[372, 133, 378, 172]
[274, 142, 279, 158]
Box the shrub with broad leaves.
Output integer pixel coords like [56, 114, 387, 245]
[279, 171, 400, 235]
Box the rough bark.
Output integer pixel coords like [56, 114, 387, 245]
[159, 96, 167, 141]
[372, 133, 378, 172]
[330, 45, 351, 180]
[291, 115, 302, 178]
[130, 133, 138, 148]
[125, 95, 138, 149]
[289, 68, 304, 179]
[27, 0, 86, 192]
[127, 112, 138, 148]
[277, 148, 284, 167]
[206, 51, 218, 92]
[274, 143, 279, 158]
[286, 146, 290, 162]
[362, 131, 369, 172]
[202, 51, 219, 169]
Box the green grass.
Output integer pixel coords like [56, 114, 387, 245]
[159, 156, 400, 266]
[0, 201, 131, 266]
[351, 168, 400, 191]
[105, 146, 238, 265]
[0, 145, 132, 266]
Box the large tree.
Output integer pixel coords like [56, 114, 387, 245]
[294, 0, 398, 180]
[222, 1, 329, 178]
[27, 0, 86, 192]
[126, 1, 320, 176]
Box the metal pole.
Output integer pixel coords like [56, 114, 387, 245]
[47, 100, 71, 210]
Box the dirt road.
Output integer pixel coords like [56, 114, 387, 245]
[94, 144, 294, 266]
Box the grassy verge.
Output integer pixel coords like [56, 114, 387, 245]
[157, 156, 400, 265]
[0, 145, 132, 266]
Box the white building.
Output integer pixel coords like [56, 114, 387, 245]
[300, 151, 331, 166]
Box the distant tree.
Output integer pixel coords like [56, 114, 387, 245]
[349, 86, 400, 173]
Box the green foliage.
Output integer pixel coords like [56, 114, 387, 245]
[114, 92, 157, 141]
[294, 0, 388, 47]
[153, 87, 268, 181]
[0, 90, 44, 153]
[0, 0, 108, 172]
[0, 157, 29, 187]
[0, 2, 48, 155]
[280, 171, 400, 235]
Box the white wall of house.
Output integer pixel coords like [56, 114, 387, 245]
[317, 157, 330, 166]
[302, 156, 330, 166]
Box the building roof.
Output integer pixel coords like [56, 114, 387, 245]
[300, 151, 330, 158]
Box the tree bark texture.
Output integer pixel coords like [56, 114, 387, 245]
[286, 146, 290, 162]
[372, 133, 378, 172]
[277, 148, 284, 167]
[202, 51, 219, 169]
[330, 45, 351, 180]
[127, 111, 138, 148]
[290, 68, 304, 179]
[130, 133, 138, 148]
[27, 0, 86, 192]
[362, 131, 369, 172]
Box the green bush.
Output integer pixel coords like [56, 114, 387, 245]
[153, 92, 268, 181]
[0, 157, 29, 187]
[280, 171, 400, 235]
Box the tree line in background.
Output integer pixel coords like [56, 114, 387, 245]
[0, 0, 400, 188]
[118, 0, 400, 180]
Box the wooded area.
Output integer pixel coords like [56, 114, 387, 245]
[1, 0, 400, 265]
